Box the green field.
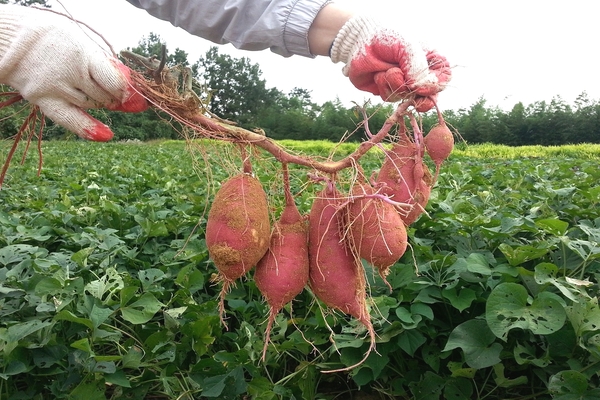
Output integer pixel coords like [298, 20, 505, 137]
[1, 140, 599, 399]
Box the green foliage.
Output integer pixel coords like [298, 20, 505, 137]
[1, 140, 600, 399]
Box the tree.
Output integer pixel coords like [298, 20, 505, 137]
[570, 92, 600, 143]
[459, 98, 497, 144]
[195, 46, 274, 128]
[310, 99, 357, 141]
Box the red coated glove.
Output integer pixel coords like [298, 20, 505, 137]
[330, 15, 451, 111]
[0, 5, 148, 141]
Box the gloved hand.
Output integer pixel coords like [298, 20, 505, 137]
[0, 5, 148, 141]
[330, 15, 451, 112]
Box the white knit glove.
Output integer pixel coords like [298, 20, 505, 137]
[330, 15, 451, 111]
[0, 5, 147, 141]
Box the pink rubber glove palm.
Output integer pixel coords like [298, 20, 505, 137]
[330, 15, 451, 111]
[0, 5, 148, 141]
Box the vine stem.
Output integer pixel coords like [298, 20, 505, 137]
[213, 101, 409, 174]
[127, 68, 413, 174]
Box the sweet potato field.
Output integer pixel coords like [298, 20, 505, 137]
[1, 140, 600, 399]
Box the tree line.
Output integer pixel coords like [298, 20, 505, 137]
[1, 23, 599, 145]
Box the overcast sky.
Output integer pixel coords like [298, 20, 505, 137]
[50, 0, 599, 112]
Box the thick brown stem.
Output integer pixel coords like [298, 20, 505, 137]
[127, 68, 414, 175]
[0, 93, 23, 108]
[194, 102, 408, 174]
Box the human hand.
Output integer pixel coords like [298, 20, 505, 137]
[0, 5, 148, 141]
[330, 15, 451, 111]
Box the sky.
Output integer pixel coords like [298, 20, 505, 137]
[48, 0, 600, 112]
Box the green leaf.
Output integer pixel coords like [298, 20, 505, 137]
[201, 366, 247, 398]
[549, 370, 588, 395]
[444, 319, 502, 369]
[71, 338, 93, 354]
[89, 305, 114, 330]
[6, 319, 53, 343]
[138, 268, 166, 291]
[534, 263, 581, 302]
[34, 277, 63, 296]
[120, 293, 164, 324]
[464, 253, 492, 275]
[486, 282, 566, 340]
[344, 344, 390, 384]
[447, 361, 477, 378]
[498, 243, 549, 266]
[413, 286, 443, 304]
[105, 370, 132, 388]
[0, 361, 29, 379]
[135, 216, 169, 237]
[122, 346, 144, 369]
[444, 378, 474, 400]
[566, 296, 600, 337]
[398, 329, 426, 356]
[409, 371, 445, 400]
[69, 379, 106, 400]
[411, 303, 434, 321]
[0, 244, 43, 266]
[71, 247, 95, 268]
[536, 218, 569, 236]
[395, 306, 423, 329]
[175, 264, 205, 293]
[443, 287, 477, 312]
[562, 237, 600, 261]
[247, 376, 276, 400]
[85, 267, 124, 301]
[54, 310, 94, 329]
[513, 341, 550, 367]
[493, 363, 527, 388]
[181, 318, 217, 357]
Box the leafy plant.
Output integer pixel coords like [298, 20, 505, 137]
[1, 141, 600, 399]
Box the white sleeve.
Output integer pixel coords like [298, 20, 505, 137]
[125, 0, 332, 58]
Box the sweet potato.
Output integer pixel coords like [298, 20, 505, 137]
[308, 182, 376, 372]
[348, 182, 408, 289]
[424, 123, 454, 166]
[402, 169, 432, 225]
[424, 123, 454, 183]
[376, 133, 433, 225]
[255, 167, 309, 360]
[376, 134, 416, 207]
[205, 173, 271, 325]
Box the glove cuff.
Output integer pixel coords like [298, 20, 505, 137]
[0, 6, 26, 55]
[330, 15, 378, 66]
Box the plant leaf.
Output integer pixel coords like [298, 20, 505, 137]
[486, 282, 566, 340]
[444, 319, 502, 369]
[120, 293, 164, 324]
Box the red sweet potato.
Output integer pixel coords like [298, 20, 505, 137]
[376, 133, 433, 225]
[348, 182, 408, 289]
[205, 173, 271, 325]
[376, 134, 416, 207]
[424, 123, 454, 166]
[255, 169, 309, 361]
[402, 170, 432, 225]
[308, 182, 375, 372]
[424, 123, 454, 183]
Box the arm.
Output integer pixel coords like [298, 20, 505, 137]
[307, 3, 355, 56]
[125, 0, 336, 58]
[125, 0, 451, 109]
